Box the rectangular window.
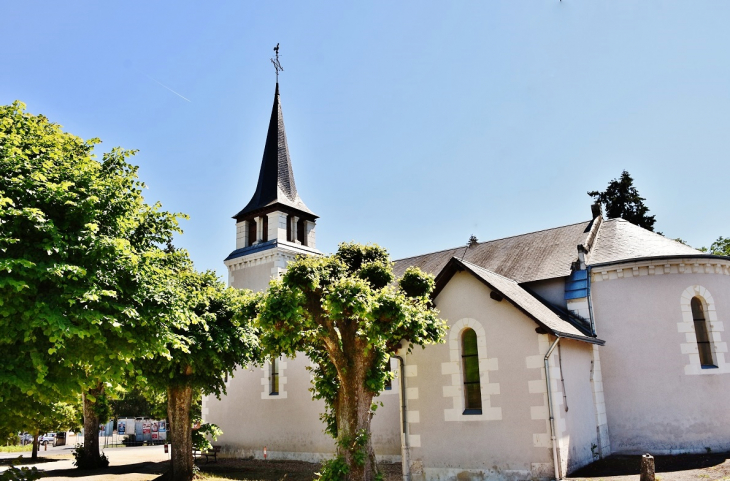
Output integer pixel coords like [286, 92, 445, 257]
[384, 360, 392, 390]
[270, 358, 279, 395]
[248, 220, 257, 246]
[297, 219, 306, 245]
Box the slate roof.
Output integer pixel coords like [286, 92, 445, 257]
[395, 217, 710, 284]
[587, 218, 701, 265]
[393, 221, 594, 283]
[224, 238, 321, 262]
[435, 259, 604, 344]
[234, 83, 315, 220]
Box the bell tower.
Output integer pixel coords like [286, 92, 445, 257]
[224, 82, 319, 292]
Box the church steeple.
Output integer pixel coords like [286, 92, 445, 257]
[234, 83, 315, 220]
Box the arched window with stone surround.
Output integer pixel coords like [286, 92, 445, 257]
[461, 328, 482, 414]
[691, 297, 716, 368]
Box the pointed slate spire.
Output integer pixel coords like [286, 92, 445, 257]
[234, 83, 315, 220]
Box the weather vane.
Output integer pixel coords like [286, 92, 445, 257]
[271, 43, 284, 82]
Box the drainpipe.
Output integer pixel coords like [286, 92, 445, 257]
[586, 266, 596, 337]
[393, 355, 410, 481]
[545, 337, 563, 481]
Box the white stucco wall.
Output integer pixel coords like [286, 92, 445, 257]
[591, 260, 730, 454]
[229, 261, 276, 292]
[523, 277, 568, 309]
[204, 355, 402, 461]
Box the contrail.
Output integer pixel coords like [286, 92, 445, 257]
[145, 74, 191, 102]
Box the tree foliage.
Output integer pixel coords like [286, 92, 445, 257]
[258, 243, 446, 481]
[137, 267, 260, 481]
[0, 388, 81, 460]
[0, 101, 186, 466]
[110, 386, 167, 420]
[588, 170, 657, 231]
[704, 236, 730, 256]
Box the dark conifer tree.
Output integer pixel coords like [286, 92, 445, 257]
[588, 170, 657, 231]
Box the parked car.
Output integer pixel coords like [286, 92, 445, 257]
[39, 433, 56, 446]
[19, 433, 34, 445]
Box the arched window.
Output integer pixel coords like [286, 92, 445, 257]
[461, 328, 482, 414]
[691, 297, 716, 368]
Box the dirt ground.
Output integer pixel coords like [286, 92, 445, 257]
[6, 450, 730, 481]
[189, 459, 403, 481]
[570, 452, 730, 481]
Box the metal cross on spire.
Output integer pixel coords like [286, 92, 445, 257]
[271, 43, 284, 82]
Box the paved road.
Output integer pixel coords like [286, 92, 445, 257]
[1, 445, 170, 480]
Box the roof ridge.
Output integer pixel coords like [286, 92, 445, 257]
[394, 219, 591, 263]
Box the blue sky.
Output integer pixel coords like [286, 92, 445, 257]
[2, 1, 729, 278]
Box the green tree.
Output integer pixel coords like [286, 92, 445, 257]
[0, 388, 81, 460]
[110, 385, 167, 421]
[138, 268, 260, 481]
[258, 243, 447, 481]
[0, 101, 185, 467]
[705, 236, 730, 256]
[588, 170, 657, 231]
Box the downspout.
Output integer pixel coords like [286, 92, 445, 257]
[586, 266, 596, 337]
[393, 355, 411, 481]
[545, 337, 563, 481]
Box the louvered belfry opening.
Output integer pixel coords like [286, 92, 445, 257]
[248, 220, 257, 247]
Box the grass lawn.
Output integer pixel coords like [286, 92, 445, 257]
[0, 445, 33, 453]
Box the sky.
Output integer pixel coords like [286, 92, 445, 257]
[2, 1, 729, 278]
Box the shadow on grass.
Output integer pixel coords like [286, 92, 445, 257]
[0, 455, 66, 466]
[571, 452, 730, 478]
[36, 460, 170, 479]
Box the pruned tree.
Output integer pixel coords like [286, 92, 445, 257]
[588, 170, 657, 231]
[0, 101, 185, 467]
[258, 243, 447, 481]
[139, 268, 260, 481]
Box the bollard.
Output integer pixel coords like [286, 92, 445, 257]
[640, 453, 655, 481]
[264, 446, 267, 460]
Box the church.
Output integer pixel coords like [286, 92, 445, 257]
[203, 81, 730, 481]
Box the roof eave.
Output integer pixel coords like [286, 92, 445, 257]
[433, 257, 603, 345]
[588, 253, 729, 269]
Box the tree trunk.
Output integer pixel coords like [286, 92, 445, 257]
[168, 384, 194, 481]
[82, 384, 104, 468]
[335, 372, 379, 481]
[31, 431, 39, 460]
